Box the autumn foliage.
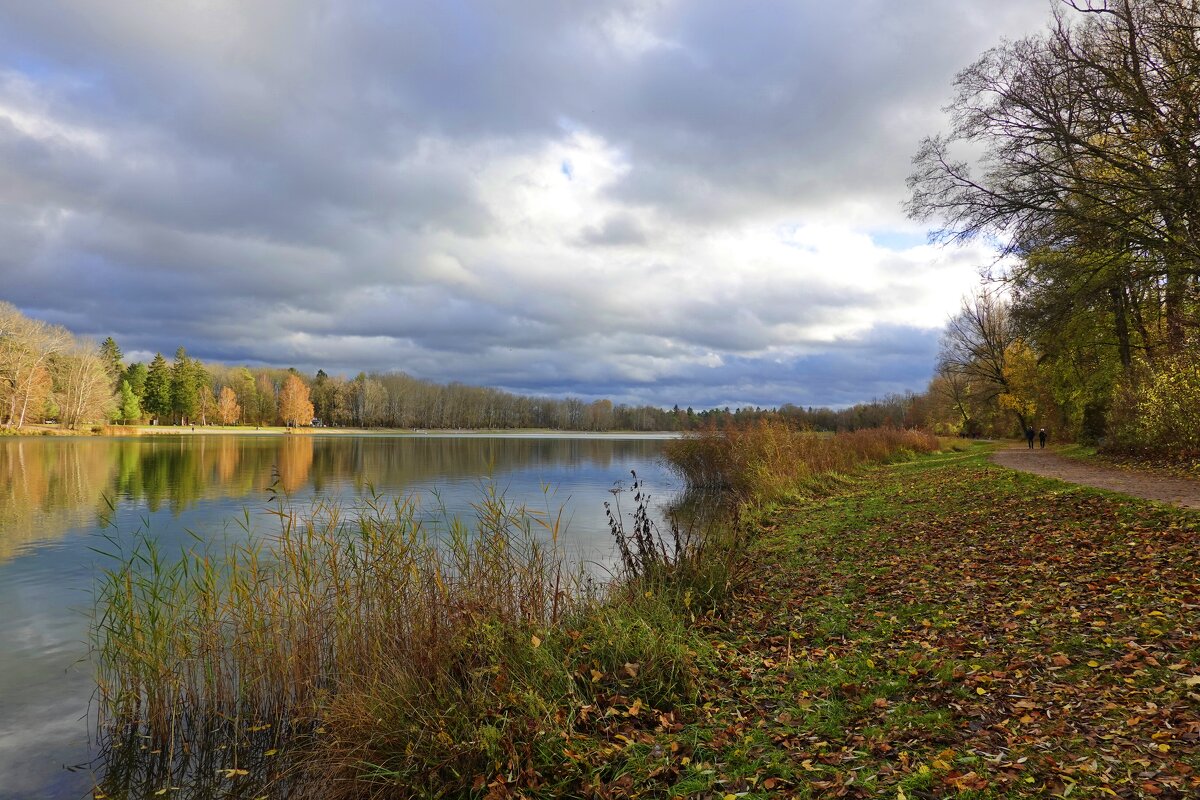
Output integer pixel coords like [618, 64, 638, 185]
[277, 374, 314, 428]
[215, 386, 241, 425]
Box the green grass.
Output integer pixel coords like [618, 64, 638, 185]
[627, 443, 1200, 798]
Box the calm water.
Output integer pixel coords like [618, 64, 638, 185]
[0, 433, 677, 800]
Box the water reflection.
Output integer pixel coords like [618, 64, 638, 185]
[0, 434, 672, 565]
[0, 434, 675, 800]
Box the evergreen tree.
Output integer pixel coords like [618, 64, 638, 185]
[143, 353, 173, 423]
[171, 347, 199, 425]
[119, 379, 141, 424]
[122, 362, 148, 403]
[311, 369, 333, 423]
[99, 337, 124, 390]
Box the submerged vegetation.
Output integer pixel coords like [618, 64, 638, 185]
[89, 424, 931, 798]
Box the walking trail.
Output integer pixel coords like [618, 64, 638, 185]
[991, 444, 1200, 510]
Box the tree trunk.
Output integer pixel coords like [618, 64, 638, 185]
[1109, 285, 1133, 369]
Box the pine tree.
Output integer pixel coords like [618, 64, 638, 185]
[119, 379, 141, 424]
[123, 362, 148, 401]
[98, 337, 124, 390]
[143, 353, 173, 423]
[171, 347, 199, 425]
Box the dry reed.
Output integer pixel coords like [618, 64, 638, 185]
[664, 420, 940, 501]
[91, 484, 703, 798]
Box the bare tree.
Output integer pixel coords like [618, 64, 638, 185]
[908, 0, 1200, 352]
[937, 290, 1030, 430]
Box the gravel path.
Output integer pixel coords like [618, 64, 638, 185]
[991, 445, 1200, 510]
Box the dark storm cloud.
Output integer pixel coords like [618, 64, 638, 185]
[0, 1, 1053, 407]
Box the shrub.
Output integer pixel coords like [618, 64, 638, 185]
[1106, 356, 1200, 455]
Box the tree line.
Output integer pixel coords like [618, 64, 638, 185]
[1, 302, 919, 433]
[905, 0, 1200, 452]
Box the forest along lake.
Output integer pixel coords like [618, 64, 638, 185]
[0, 432, 679, 800]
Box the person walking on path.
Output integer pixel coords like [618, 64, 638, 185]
[1038, 428, 1047, 449]
[1025, 426, 1036, 449]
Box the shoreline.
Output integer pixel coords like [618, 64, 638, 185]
[6, 424, 682, 439]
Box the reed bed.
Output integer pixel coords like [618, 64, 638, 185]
[90, 485, 710, 798]
[664, 421, 940, 501]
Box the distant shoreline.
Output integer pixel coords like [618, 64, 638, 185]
[7, 424, 681, 440]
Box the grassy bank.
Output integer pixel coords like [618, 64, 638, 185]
[93, 429, 1200, 798]
[639, 444, 1200, 798]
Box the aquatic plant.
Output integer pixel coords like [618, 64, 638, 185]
[90, 484, 705, 798]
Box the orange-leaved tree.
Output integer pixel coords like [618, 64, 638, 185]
[216, 386, 241, 425]
[278, 374, 314, 428]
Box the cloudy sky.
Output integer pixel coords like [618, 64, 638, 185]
[0, 1, 1055, 409]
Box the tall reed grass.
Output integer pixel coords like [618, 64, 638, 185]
[91, 485, 711, 798]
[663, 420, 940, 502]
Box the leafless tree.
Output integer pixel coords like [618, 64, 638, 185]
[908, 0, 1200, 351]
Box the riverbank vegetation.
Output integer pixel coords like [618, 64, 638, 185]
[89, 424, 932, 798]
[93, 429, 1200, 798]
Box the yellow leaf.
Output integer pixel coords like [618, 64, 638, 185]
[531, 634, 542, 649]
[976, 687, 987, 695]
[263, 749, 278, 757]
[590, 669, 603, 682]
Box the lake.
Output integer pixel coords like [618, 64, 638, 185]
[0, 433, 678, 800]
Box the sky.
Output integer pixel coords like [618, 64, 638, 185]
[0, 1, 1057, 409]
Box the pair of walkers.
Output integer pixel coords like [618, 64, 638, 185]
[1025, 426, 1047, 449]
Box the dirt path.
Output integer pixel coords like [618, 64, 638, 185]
[991, 445, 1200, 510]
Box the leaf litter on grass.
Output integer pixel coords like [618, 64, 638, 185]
[661, 452, 1200, 799]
